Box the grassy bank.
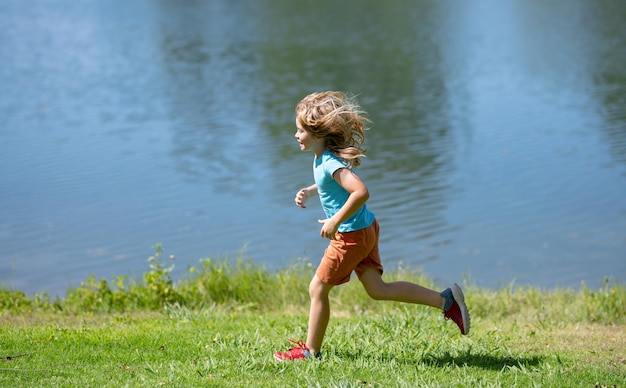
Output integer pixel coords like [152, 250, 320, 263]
[1, 246, 625, 387]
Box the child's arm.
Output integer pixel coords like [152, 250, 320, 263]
[319, 168, 369, 240]
[295, 184, 318, 208]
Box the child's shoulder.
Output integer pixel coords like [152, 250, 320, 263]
[321, 150, 349, 167]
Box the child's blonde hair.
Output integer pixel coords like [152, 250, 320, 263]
[296, 91, 369, 168]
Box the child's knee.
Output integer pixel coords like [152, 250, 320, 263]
[309, 275, 332, 298]
[364, 285, 386, 300]
[360, 279, 386, 300]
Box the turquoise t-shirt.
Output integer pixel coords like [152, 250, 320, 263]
[313, 150, 375, 232]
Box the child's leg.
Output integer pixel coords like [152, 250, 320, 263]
[358, 267, 444, 309]
[306, 274, 334, 355]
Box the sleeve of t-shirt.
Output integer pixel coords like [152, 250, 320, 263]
[324, 155, 349, 178]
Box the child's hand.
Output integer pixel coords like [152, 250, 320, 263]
[318, 219, 339, 240]
[295, 188, 310, 208]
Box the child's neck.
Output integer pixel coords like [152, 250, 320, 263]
[314, 147, 327, 159]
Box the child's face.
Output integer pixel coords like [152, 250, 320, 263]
[295, 120, 324, 156]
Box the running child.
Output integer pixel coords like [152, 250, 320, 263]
[274, 91, 470, 361]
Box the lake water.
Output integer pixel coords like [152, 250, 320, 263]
[1, 0, 625, 296]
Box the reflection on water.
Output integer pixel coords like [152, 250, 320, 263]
[0, 0, 625, 295]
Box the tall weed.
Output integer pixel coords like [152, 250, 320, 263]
[1, 245, 624, 326]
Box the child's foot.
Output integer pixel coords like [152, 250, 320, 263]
[441, 283, 471, 335]
[274, 339, 319, 361]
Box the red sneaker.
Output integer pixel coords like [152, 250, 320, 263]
[442, 283, 471, 335]
[274, 339, 313, 361]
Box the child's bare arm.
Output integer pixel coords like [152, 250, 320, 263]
[319, 168, 369, 239]
[295, 184, 318, 208]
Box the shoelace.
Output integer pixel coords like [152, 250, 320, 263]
[285, 339, 308, 351]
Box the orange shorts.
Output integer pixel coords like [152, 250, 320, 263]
[316, 219, 384, 285]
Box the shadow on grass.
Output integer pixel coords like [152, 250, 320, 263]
[335, 350, 544, 371]
[422, 351, 544, 371]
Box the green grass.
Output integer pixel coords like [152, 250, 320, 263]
[1, 245, 625, 387]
